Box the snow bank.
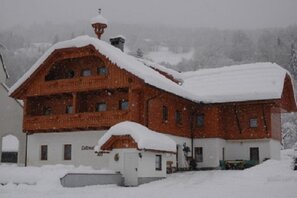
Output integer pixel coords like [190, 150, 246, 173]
[182, 62, 292, 103]
[0, 164, 114, 187]
[1, 150, 297, 198]
[97, 121, 176, 153]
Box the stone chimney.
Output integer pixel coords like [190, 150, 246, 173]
[91, 9, 108, 39]
[109, 35, 125, 52]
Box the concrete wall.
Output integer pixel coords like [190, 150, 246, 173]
[0, 83, 25, 166]
[27, 130, 108, 169]
[60, 173, 122, 187]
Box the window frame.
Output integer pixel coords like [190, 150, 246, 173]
[155, 155, 162, 171]
[249, 118, 258, 128]
[196, 114, 205, 128]
[96, 102, 107, 112]
[97, 66, 108, 76]
[162, 105, 168, 122]
[64, 144, 72, 161]
[175, 110, 182, 125]
[40, 145, 48, 161]
[81, 68, 92, 77]
[195, 147, 203, 162]
[65, 105, 73, 114]
[43, 107, 52, 115]
[119, 99, 129, 110]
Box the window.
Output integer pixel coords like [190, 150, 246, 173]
[64, 144, 72, 160]
[175, 110, 182, 124]
[119, 100, 129, 110]
[97, 66, 108, 76]
[81, 69, 91, 77]
[96, 102, 107, 112]
[196, 114, 205, 127]
[65, 105, 73, 114]
[249, 118, 258, 128]
[40, 145, 48, 161]
[66, 70, 75, 79]
[155, 155, 162, 170]
[43, 107, 52, 115]
[195, 147, 203, 162]
[162, 106, 168, 122]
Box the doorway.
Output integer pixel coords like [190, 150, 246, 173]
[250, 147, 259, 162]
[123, 152, 138, 186]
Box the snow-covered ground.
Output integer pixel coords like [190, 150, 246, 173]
[1, 150, 297, 198]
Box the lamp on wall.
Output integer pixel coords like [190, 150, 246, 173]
[138, 153, 142, 158]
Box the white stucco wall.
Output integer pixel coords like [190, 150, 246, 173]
[167, 135, 191, 169]
[193, 138, 226, 168]
[225, 139, 281, 162]
[106, 148, 167, 178]
[269, 139, 281, 160]
[27, 130, 108, 169]
[0, 83, 25, 166]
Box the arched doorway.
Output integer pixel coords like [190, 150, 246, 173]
[1, 134, 19, 163]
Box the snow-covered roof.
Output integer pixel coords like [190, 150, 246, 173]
[90, 14, 108, 25]
[96, 121, 176, 153]
[9, 35, 199, 102]
[181, 63, 292, 103]
[110, 35, 126, 40]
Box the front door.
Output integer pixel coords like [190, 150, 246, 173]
[123, 152, 138, 186]
[250, 147, 259, 162]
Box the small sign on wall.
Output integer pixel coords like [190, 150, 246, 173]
[81, 146, 94, 151]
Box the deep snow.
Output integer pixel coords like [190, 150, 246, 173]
[0, 150, 297, 198]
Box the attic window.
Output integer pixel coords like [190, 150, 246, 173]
[81, 69, 91, 77]
[97, 66, 108, 76]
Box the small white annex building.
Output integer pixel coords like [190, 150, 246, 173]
[96, 121, 176, 186]
[0, 52, 26, 165]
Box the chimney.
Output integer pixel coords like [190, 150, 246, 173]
[109, 35, 125, 52]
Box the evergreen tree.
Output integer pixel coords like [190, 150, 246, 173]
[136, 48, 143, 58]
[290, 43, 297, 74]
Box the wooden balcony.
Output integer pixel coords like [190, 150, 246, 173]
[37, 76, 129, 96]
[23, 111, 129, 132]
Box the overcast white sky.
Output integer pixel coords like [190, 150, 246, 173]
[1, 0, 297, 30]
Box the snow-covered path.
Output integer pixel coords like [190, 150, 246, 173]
[1, 150, 297, 198]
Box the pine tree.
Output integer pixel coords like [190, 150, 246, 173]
[289, 43, 297, 76]
[136, 48, 143, 58]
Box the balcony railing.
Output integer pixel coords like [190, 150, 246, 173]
[24, 110, 129, 132]
[33, 76, 129, 96]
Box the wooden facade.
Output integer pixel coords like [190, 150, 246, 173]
[10, 44, 296, 142]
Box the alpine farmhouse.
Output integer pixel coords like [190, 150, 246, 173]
[9, 13, 297, 174]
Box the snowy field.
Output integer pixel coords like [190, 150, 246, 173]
[1, 150, 297, 198]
